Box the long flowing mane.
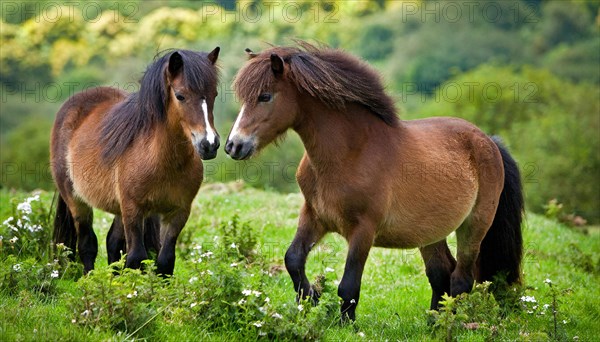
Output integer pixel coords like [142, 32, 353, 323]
[100, 50, 218, 163]
[233, 41, 399, 126]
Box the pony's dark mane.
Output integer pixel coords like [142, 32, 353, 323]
[233, 41, 399, 126]
[101, 49, 218, 163]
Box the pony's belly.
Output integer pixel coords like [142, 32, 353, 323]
[67, 152, 120, 213]
[373, 219, 458, 249]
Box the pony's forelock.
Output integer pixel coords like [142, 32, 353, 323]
[233, 41, 399, 126]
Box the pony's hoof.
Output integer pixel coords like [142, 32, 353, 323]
[340, 312, 356, 325]
[309, 285, 321, 305]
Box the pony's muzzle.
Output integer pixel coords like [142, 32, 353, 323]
[225, 136, 255, 160]
[196, 136, 219, 160]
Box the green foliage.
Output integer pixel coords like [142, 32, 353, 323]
[0, 255, 61, 296]
[0, 188, 599, 340]
[0, 118, 54, 191]
[71, 258, 166, 333]
[429, 282, 502, 341]
[68, 214, 339, 340]
[0, 192, 52, 258]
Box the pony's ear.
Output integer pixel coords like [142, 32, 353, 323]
[245, 48, 258, 59]
[167, 51, 184, 79]
[270, 53, 284, 75]
[207, 46, 220, 65]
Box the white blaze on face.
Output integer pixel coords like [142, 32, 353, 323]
[202, 99, 217, 144]
[229, 104, 246, 138]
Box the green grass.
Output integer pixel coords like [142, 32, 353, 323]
[1, 184, 599, 341]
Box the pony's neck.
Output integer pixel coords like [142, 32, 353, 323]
[293, 96, 400, 171]
[157, 106, 195, 166]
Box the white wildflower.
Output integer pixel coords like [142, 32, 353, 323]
[3, 217, 13, 226]
[17, 202, 32, 214]
[259, 306, 267, 314]
[51, 270, 59, 278]
[265, 297, 270, 303]
[81, 310, 90, 317]
[238, 299, 246, 305]
[126, 290, 138, 299]
[230, 242, 237, 249]
[350, 299, 356, 304]
[12, 264, 21, 272]
[325, 267, 335, 273]
[190, 302, 197, 308]
[562, 320, 568, 324]
[520, 296, 537, 303]
[252, 290, 262, 297]
[71, 319, 76, 324]
[206, 270, 213, 276]
[189, 276, 199, 284]
[272, 313, 283, 319]
[544, 278, 552, 285]
[242, 289, 252, 296]
[9, 236, 18, 244]
[298, 304, 304, 312]
[201, 251, 213, 258]
[230, 262, 238, 267]
[358, 332, 366, 338]
[252, 321, 263, 328]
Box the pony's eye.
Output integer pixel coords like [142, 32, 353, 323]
[175, 94, 185, 101]
[258, 93, 272, 102]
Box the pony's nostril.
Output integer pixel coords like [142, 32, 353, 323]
[225, 140, 234, 154]
[232, 143, 242, 156]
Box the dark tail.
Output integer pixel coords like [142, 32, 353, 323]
[54, 194, 77, 257]
[478, 137, 524, 285]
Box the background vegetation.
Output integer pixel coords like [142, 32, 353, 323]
[1, 0, 599, 221]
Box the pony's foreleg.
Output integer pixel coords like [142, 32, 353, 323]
[420, 240, 456, 310]
[122, 210, 147, 269]
[106, 215, 126, 265]
[72, 204, 97, 273]
[156, 209, 190, 276]
[285, 204, 326, 303]
[338, 218, 375, 322]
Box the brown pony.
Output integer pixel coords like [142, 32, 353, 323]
[225, 42, 523, 321]
[51, 48, 220, 275]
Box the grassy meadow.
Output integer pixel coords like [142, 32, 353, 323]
[1, 184, 598, 341]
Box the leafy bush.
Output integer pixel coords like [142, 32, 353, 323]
[1, 192, 52, 257]
[429, 282, 502, 341]
[68, 215, 339, 340]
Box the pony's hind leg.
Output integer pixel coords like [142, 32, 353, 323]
[420, 240, 456, 310]
[106, 215, 126, 265]
[156, 209, 190, 276]
[285, 204, 326, 303]
[451, 214, 493, 296]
